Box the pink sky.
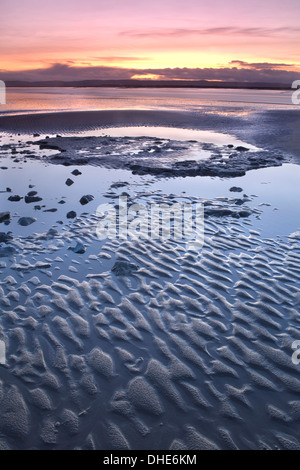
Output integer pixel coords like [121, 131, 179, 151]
[1, 0, 300, 82]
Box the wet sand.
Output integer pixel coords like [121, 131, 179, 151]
[0, 110, 300, 450]
[0, 108, 300, 162]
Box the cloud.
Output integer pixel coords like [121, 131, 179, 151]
[1, 63, 134, 81]
[1, 61, 299, 84]
[91, 56, 150, 62]
[230, 60, 295, 69]
[120, 26, 300, 39]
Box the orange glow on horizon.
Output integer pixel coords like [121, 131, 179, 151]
[2, 0, 300, 81]
[131, 74, 162, 80]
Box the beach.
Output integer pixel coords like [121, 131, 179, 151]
[0, 88, 300, 450]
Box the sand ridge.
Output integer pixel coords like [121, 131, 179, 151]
[0, 183, 299, 449]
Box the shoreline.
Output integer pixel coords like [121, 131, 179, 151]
[5, 82, 292, 90]
[0, 108, 300, 163]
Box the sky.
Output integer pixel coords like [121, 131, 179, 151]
[1, 0, 300, 83]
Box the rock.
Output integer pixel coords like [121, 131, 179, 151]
[39, 143, 65, 152]
[71, 169, 82, 176]
[0, 246, 16, 257]
[33, 133, 40, 137]
[27, 191, 38, 197]
[0, 232, 13, 243]
[80, 194, 94, 205]
[43, 208, 57, 213]
[0, 212, 10, 223]
[18, 217, 37, 226]
[229, 186, 243, 193]
[111, 261, 139, 276]
[45, 228, 59, 239]
[58, 200, 66, 204]
[67, 211, 77, 219]
[238, 210, 252, 218]
[235, 146, 249, 152]
[234, 199, 245, 206]
[110, 182, 128, 189]
[6, 188, 12, 193]
[8, 195, 23, 202]
[25, 195, 43, 203]
[205, 208, 234, 217]
[68, 242, 85, 254]
[65, 178, 74, 186]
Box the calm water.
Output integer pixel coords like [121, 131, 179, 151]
[0, 87, 299, 239]
[0, 86, 297, 115]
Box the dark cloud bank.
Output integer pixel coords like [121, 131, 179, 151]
[1, 61, 298, 87]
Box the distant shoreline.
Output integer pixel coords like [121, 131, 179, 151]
[5, 80, 291, 91]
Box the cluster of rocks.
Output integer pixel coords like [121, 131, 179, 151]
[3, 165, 95, 224]
[128, 149, 285, 178]
[29, 135, 286, 178]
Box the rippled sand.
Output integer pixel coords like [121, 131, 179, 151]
[0, 110, 300, 450]
[0, 181, 300, 449]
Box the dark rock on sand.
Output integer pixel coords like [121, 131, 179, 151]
[68, 242, 86, 254]
[0, 212, 10, 223]
[0, 246, 16, 257]
[205, 208, 234, 217]
[110, 181, 128, 189]
[65, 178, 74, 186]
[235, 146, 249, 151]
[37, 228, 59, 240]
[27, 191, 38, 197]
[238, 210, 252, 218]
[46, 228, 59, 239]
[205, 206, 252, 218]
[71, 169, 82, 176]
[8, 195, 23, 202]
[230, 186, 243, 193]
[18, 217, 37, 226]
[67, 211, 77, 219]
[25, 195, 43, 203]
[6, 188, 12, 193]
[39, 143, 66, 152]
[0, 232, 13, 243]
[58, 200, 66, 204]
[80, 194, 94, 205]
[43, 208, 57, 213]
[233, 199, 244, 205]
[111, 261, 139, 276]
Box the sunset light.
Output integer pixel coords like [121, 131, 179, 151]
[1, 0, 300, 83]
